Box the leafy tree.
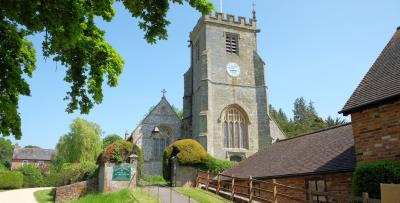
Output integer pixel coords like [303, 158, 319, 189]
[53, 118, 102, 169]
[0, 1, 214, 140]
[325, 116, 347, 127]
[102, 134, 123, 149]
[172, 105, 183, 120]
[24, 145, 40, 148]
[270, 97, 348, 138]
[0, 137, 13, 169]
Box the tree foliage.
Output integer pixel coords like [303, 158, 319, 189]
[0, 137, 13, 169]
[102, 134, 123, 149]
[53, 118, 102, 169]
[0, 0, 214, 139]
[269, 97, 348, 137]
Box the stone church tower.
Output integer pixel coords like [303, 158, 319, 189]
[183, 12, 280, 161]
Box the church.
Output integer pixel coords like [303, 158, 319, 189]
[128, 12, 285, 176]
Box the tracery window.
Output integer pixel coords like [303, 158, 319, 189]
[223, 107, 248, 148]
[153, 126, 171, 160]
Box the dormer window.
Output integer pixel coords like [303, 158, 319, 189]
[226, 33, 239, 54]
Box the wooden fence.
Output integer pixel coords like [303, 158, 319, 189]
[195, 170, 380, 203]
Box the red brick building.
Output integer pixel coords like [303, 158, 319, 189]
[11, 146, 55, 171]
[339, 27, 400, 163]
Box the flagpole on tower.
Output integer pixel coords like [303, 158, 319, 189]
[220, 0, 223, 12]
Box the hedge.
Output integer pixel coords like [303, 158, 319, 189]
[18, 165, 44, 188]
[132, 144, 144, 180]
[0, 170, 23, 189]
[163, 139, 210, 181]
[43, 162, 98, 187]
[201, 158, 236, 173]
[353, 160, 400, 198]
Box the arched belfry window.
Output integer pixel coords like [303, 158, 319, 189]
[222, 107, 248, 149]
[153, 125, 171, 160]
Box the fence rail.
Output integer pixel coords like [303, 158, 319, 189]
[195, 170, 380, 203]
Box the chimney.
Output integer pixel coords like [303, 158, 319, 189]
[125, 131, 129, 140]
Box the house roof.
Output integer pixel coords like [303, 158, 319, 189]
[224, 123, 355, 179]
[340, 27, 400, 115]
[13, 148, 55, 161]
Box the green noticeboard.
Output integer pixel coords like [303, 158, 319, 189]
[112, 166, 131, 181]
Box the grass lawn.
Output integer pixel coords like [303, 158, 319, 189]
[70, 188, 157, 203]
[34, 189, 55, 203]
[139, 175, 169, 186]
[175, 187, 232, 203]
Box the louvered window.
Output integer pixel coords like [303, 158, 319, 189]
[226, 34, 239, 54]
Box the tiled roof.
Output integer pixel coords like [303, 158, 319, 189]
[224, 123, 355, 179]
[13, 148, 55, 161]
[340, 28, 400, 115]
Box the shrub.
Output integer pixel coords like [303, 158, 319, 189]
[163, 139, 210, 181]
[352, 160, 400, 198]
[202, 158, 236, 173]
[43, 162, 98, 186]
[0, 170, 23, 189]
[99, 140, 132, 164]
[19, 165, 44, 187]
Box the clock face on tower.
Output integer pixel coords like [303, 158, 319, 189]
[226, 62, 240, 77]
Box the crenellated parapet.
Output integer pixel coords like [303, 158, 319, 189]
[191, 12, 257, 37]
[206, 12, 256, 28]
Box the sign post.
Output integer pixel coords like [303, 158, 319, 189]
[112, 166, 131, 181]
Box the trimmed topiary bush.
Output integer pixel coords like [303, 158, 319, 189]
[163, 139, 210, 181]
[0, 170, 23, 189]
[18, 165, 44, 188]
[353, 160, 400, 198]
[202, 158, 236, 173]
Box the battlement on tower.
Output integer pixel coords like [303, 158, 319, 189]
[206, 12, 256, 27]
[191, 12, 257, 36]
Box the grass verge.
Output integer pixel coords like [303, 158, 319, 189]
[34, 189, 55, 203]
[139, 175, 168, 186]
[70, 188, 157, 203]
[175, 187, 232, 203]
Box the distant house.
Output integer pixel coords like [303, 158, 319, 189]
[11, 146, 56, 171]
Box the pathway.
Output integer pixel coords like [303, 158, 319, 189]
[0, 187, 53, 203]
[148, 186, 198, 203]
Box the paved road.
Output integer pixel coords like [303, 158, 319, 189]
[0, 187, 53, 203]
[148, 187, 198, 203]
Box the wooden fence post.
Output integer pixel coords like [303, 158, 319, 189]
[307, 188, 313, 203]
[231, 175, 235, 200]
[362, 192, 369, 203]
[273, 179, 277, 203]
[249, 176, 253, 203]
[216, 173, 221, 195]
[205, 170, 210, 191]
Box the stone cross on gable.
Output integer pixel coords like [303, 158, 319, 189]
[161, 89, 167, 98]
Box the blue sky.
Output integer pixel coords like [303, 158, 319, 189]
[10, 0, 400, 148]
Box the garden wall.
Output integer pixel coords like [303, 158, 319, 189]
[55, 179, 97, 203]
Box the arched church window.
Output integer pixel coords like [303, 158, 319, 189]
[222, 107, 248, 149]
[153, 126, 171, 160]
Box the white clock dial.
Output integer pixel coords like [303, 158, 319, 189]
[226, 62, 240, 77]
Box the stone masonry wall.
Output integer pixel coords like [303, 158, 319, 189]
[55, 179, 97, 203]
[351, 100, 400, 162]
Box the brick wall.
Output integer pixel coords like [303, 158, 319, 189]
[55, 179, 98, 203]
[11, 159, 51, 171]
[351, 100, 400, 162]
